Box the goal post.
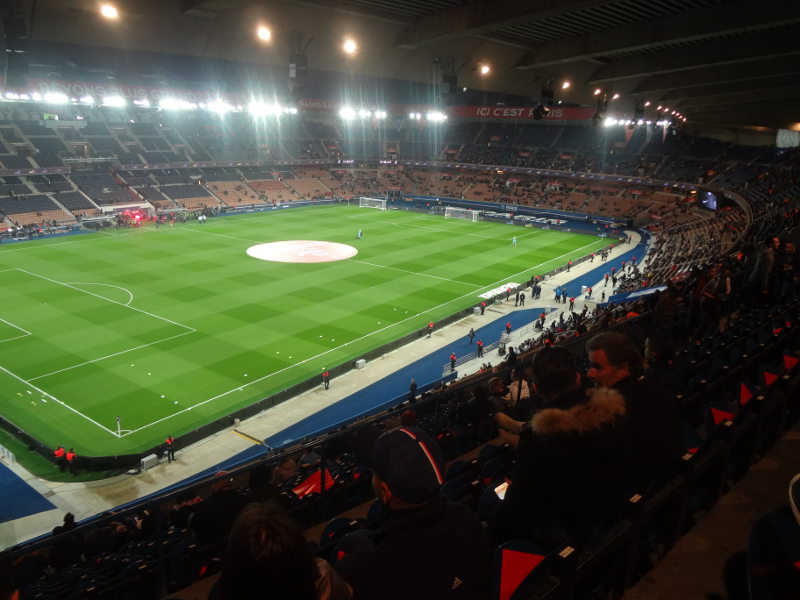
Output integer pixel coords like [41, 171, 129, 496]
[445, 206, 479, 222]
[358, 197, 387, 210]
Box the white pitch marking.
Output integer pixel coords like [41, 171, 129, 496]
[350, 260, 483, 288]
[0, 366, 120, 438]
[29, 330, 196, 381]
[0, 318, 32, 343]
[13, 268, 195, 332]
[67, 282, 135, 306]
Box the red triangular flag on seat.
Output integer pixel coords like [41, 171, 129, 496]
[711, 407, 734, 425]
[739, 383, 753, 406]
[783, 354, 799, 371]
[292, 468, 335, 498]
[499, 549, 545, 600]
[763, 371, 780, 387]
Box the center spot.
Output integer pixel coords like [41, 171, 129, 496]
[246, 240, 358, 263]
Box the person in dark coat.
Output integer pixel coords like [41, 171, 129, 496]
[587, 331, 683, 491]
[491, 347, 632, 548]
[334, 427, 490, 599]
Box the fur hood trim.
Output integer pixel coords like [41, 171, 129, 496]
[531, 387, 626, 436]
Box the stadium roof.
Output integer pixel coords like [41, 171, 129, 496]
[3, 0, 799, 129]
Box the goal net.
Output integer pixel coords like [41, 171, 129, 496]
[358, 197, 387, 210]
[444, 206, 479, 222]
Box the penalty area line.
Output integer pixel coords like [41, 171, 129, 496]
[0, 366, 120, 438]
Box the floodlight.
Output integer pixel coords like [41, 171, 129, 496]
[427, 111, 447, 122]
[133, 99, 150, 108]
[43, 92, 69, 104]
[207, 100, 233, 114]
[257, 26, 271, 42]
[343, 39, 357, 55]
[643, 101, 651, 107]
[604, 118, 617, 126]
[160, 98, 195, 111]
[561, 81, 571, 90]
[4, 92, 19, 100]
[480, 64, 490, 75]
[374, 110, 387, 119]
[102, 96, 126, 107]
[611, 93, 620, 100]
[31, 92, 42, 101]
[593, 88, 602, 96]
[78, 95, 95, 104]
[100, 4, 118, 19]
[358, 108, 371, 118]
[339, 106, 356, 120]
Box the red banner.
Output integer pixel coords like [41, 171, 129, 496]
[449, 105, 594, 121]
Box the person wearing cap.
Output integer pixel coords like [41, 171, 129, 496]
[333, 426, 490, 599]
[489, 346, 632, 549]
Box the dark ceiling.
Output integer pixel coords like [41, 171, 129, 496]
[4, 0, 800, 129]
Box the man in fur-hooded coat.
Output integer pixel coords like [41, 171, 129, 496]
[491, 347, 632, 549]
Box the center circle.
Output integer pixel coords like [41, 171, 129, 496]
[246, 240, 359, 263]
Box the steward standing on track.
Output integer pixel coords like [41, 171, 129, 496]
[450, 352, 457, 372]
[165, 436, 176, 462]
[53, 445, 66, 472]
[66, 448, 77, 476]
[322, 370, 330, 390]
[477, 339, 484, 357]
[427, 321, 434, 338]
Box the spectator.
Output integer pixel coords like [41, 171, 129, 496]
[491, 346, 631, 548]
[218, 502, 351, 600]
[587, 332, 683, 490]
[334, 426, 490, 599]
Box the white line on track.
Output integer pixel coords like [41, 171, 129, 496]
[121, 238, 603, 437]
[0, 366, 120, 438]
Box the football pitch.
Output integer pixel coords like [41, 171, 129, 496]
[0, 204, 608, 456]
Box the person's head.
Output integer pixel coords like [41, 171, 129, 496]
[487, 376, 506, 396]
[531, 346, 580, 401]
[766, 235, 780, 250]
[371, 426, 444, 509]
[219, 503, 317, 600]
[586, 332, 644, 387]
[645, 330, 675, 365]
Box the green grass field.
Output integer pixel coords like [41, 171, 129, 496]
[0, 205, 608, 456]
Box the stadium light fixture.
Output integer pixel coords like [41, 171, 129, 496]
[593, 88, 602, 96]
[611, 93, 620, 100]
[100, 4, 119, 19]
[78, 95, 95, 104]
[358, 108, 371, 119]
[343, 38, 358, 55]
[479, 64, 490, 75]
[643, 100, 651, 107]
[374, 110, 387, 119]
[561, 81, 571, 90]
[256, 26, 271, 42]
[207, 100, 234, 114]
[339, 106, 356, 120]
[133, 99, 150, 108]
[4, 92, 19, 100]
[604, 117, 617, 126]
[426, 111, 447, 122]
[102, 95, 126, 107]
[160, 98, 196, 111]
[43, 92, 69, 104]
